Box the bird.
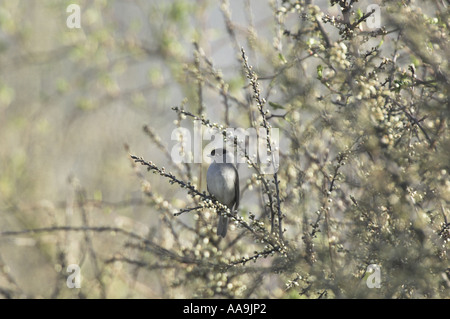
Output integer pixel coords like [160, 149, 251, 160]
[206, 148, 239, 238]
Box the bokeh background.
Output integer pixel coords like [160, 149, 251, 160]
[0, 0, 448, 298]
[0, 0, 276, 298]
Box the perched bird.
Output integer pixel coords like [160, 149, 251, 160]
[206, 148, 239, 237]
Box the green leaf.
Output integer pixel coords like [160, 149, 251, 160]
[356, 8, 363, 20]
[410, 54, 421, 68]
[317, 64, 323, 80]
[268, 101, 285, 110]
[278, 53, 287, 64]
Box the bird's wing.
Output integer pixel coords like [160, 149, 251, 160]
[234, 165, 240, 210]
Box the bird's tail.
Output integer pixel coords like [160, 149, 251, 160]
[217, 213, 228, 238]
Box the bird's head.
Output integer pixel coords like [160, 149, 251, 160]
[208, 148, 232, 163]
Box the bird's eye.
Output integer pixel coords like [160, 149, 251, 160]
[211, 149, 215, 156]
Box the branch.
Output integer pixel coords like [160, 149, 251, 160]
[129, 154, 281, 248]
[388, 98, 433, 148]
[241, 48, 284, 242]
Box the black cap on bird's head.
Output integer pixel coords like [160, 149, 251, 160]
[210, 148, 226, 157]
[208, 148, 234, 164]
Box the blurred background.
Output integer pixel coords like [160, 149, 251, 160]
[0, 0, 448, 298]
[0, 0, 278, 298]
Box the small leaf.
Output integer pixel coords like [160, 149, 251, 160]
[278, 53, 287, 64]
[356, 8, 363, 20]
[268, 101, 285, 110]
[410, 54, 421, 68]
[317, 64, 323, 80]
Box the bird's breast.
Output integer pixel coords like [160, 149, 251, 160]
[206, 163, 237, 207]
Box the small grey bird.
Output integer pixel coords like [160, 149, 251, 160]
[206, 148, 239, 237]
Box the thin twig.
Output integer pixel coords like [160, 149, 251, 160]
[241, 48, 284, 241]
